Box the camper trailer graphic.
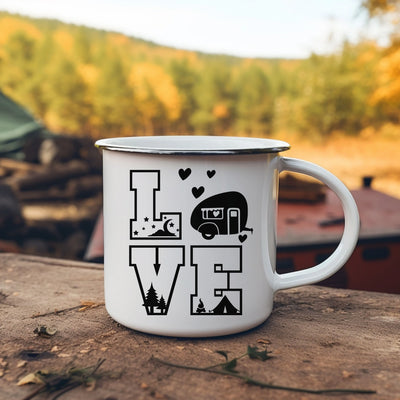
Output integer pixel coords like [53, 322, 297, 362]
[191, 191, 253, 240]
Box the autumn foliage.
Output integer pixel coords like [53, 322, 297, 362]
[0, 11, 399, 139]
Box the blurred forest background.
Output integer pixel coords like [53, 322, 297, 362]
[0, 0, 400, 197]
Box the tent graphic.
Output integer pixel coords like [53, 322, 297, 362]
[212, 295, 239, 315]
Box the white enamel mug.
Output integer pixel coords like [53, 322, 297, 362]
[96, 136, 359, 337]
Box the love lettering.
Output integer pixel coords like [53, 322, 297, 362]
[129, 170, 252, 316]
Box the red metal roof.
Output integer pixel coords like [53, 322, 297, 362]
[277, 188, 400, 246]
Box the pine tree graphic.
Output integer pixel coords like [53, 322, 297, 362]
[157, 295, 167, 314]
[143, 283, 159, 314]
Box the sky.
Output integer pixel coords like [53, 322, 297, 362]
[0, 0, 390, 58]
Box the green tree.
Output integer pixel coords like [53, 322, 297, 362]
[169, 59, 198, 133]
[234, 65, 274, 136]
[73, 26, 92, 63]
[93, 52, 136, 137]
[0, 32, 36, 101]
[129, 62, 181, 134]
[24, 32, 55, 119]
[44, 55, 90, 133]
[190, 61, 235, 134]
[299, 43, 376, 136]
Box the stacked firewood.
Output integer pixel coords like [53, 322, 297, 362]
[0, 135, 103, 260]
[0, 134, 327, 261]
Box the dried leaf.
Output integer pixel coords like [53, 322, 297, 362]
[79, 300, 96, 311]
[141, 382, 149, 390]
[17, 360, 27, 368]
[17, 370, 48, 386]
[78, 300, 103, 312]
[342, 370, 354, 379]
[257, 338, 271, 345]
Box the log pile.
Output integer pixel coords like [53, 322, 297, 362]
[0, 135, 103, 260]
[0, 134, 327, 261]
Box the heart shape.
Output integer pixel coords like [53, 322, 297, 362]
[179, 168, 191, 180]
[207, 170, 216, 178]
[238, 234, 247, 243]
[192, 186, 205, 198]
[213, 210, 220, 217]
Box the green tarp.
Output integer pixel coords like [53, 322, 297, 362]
[0, 91, 48, 158]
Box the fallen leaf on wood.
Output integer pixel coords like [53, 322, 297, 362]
[17, 371, 48, 386]
[17, 361, 27, 368]
[78, 300, 103, 312]
[342, 370, 355, 379]
[257, 338, 271, 345]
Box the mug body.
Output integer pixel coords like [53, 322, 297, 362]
[99, 137, 286, 337]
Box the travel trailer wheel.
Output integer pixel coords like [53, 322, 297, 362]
[199, 223, 218, 240]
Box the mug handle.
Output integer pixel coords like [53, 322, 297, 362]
[273, 157, 360, 291]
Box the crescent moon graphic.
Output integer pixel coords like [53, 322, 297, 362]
[163, 219, 173, 234]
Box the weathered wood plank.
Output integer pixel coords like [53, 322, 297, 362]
[0, 253, 399, 399]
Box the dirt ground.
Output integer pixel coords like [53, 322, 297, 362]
[275, 132, 400, 199]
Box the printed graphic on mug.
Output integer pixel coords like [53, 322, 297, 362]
[130, 170, 182, 239]
[190, 191, 253, 241]
[129, 168, 251, 317]
[98, 136, 360, 337]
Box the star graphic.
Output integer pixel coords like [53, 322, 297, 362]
[169, 222, 174, 228]
[134, 231, 139, 236]
[144, 217, 149, 222]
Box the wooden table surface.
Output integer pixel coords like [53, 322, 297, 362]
[1, 253, 399, 400]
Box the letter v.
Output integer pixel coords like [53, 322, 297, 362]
[129, 246, 185, 315]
